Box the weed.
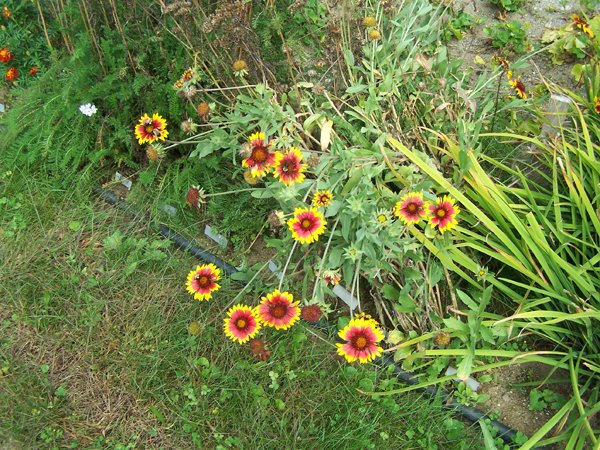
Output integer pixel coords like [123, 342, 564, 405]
[484, 20, 530, 54]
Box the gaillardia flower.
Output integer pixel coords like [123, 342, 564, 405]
[573, 14, 594, 39]
[0, 47, 14, 63]
[428, 196, 460, 232]
[312, 190, 333, 208]
[224, 305, 261, 344]
[507, 72, 527, 99]
[257, 290, 301, 330]
[273, 147, 306, 186]
[394, 192, 429, 225]
[242, 132, 276, 177]
[186, 263, 221, 301]
[29, 66, 39, 76]
[336, 317, 384, 364]
[1, 7, 10, 19]
[594, 97, 600, 114]
[5, 67, 18, 82]
[135, 113, 169, 145]
[322, 269, 341, 286]
[288, 207, 326, 244]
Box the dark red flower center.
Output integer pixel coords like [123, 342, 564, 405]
[407, 203, 417, 213]
[596, 104, 600, 114]
[270, 303, 287, 319]
[436, 208, 447, 218]
[236, 318, 247, 329]
[195, 275, 211, 288]
[353, 335, 368, 349]
[252, 146, 268, 163]
[249, 339, 265, 353]
[301, 218, 312, 230]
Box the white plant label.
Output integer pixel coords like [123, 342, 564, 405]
[114, 171, 132, 190]
[267, 260, 284, 281]
[204, 224, 228, 248]
[333, 284, 358, 311]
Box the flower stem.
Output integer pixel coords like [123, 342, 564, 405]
[278, 240, 298, 291]
[206, 188, 257, 197]
[311, 216, 340, 300]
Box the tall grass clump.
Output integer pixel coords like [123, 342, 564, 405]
[387, 84, 600, 447]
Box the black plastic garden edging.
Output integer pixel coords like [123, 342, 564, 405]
[94, 184, 533, 447]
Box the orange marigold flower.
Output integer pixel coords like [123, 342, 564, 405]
[0, 47, 14, 64]
[5, 67, 18, 81]
[29, 66, 39, 76]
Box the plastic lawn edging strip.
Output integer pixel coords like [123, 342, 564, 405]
[93, 186, 239, 277]
[94, 185, 530, 447]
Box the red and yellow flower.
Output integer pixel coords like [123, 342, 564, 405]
[224, 305, 261, 344]
[1, 7, 10, 19]
[5, 67, 18, 82]
[594, 97, 600, 114]
[394, 192, 429, 225]
[0, 47, 14, 64]
[287, 207, 326, 244]
[273, 147, 306, 186]
[573, 14, 594, 39]
[134, 113, 169, 145]
[29, 66, 39, 76]
[257, 290, 301, 330]
[336, 317, 384, 364]
[507, 71, 527, 99]
[312, 190, 333, 208]
[242, 132, 276, 177]
[186, 263, 221, 301]
[428, 196, 460, 232]
[322, 269, 341, 286]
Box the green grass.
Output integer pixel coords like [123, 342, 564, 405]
[0, 169, 481, 449]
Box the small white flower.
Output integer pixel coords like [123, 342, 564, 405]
[79, 103, 97, 117]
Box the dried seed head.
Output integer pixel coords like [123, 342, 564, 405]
[232, 59, 248, 73]
[267, 210, 284, 229]
[188, 321, 203, 336]
[301, 304, 322, 323]
[146, 144, 166, 162]
[248, 338, 271, 361]
[181, 119, 198, 135]
[239, 142, 252, 159]
[197, 102, 211, 117]
[363, 16, 377, 27]
[186, 186, 206, 208]
[368, 29, 381, 41]
[434, 331, 451, 347]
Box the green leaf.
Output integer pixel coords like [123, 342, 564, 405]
[346, 84, 368, 94]
[68, 221, 82, 232]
